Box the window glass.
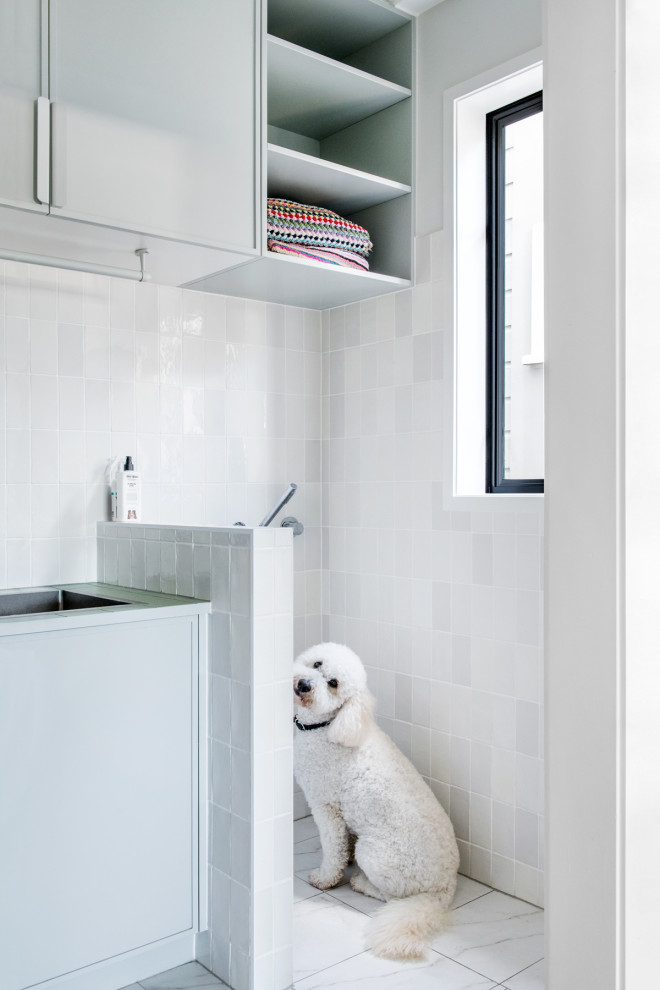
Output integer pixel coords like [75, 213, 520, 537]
[503, 110, 544, 480]
[486, 92, 544, 494]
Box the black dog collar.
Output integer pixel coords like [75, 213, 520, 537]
[294, 715, 333, 732]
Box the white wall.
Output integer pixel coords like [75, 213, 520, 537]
[624, 2, 660, 982]
[545, 0, 660, 986]
[544, 0, 621, 985]
[416, 0, 543, 233]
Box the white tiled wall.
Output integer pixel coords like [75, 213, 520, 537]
[98, 522, 294, 990]
[0, 260, 321, 652]
[320, 232, 544, 907]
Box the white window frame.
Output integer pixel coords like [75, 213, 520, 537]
[443, 50, 544, 509]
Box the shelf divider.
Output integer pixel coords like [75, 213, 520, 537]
[267, 144, 411, 215]
[267, 35, 411, 140]
[186, 252, 411, 310]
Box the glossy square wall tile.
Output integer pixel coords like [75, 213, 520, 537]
[320, 238, 544, 906]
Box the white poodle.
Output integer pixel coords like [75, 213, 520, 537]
[293, 641, 459, 961]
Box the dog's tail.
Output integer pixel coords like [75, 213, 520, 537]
[366, 892, 449, 961]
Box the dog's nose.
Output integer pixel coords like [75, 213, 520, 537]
[295, 678, 311, 694]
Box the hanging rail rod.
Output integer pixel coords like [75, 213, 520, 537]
[0, 246, 150, 282]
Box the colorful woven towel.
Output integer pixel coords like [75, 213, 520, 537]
[268, 239, 370, 271]
[267, 198, 373, 258]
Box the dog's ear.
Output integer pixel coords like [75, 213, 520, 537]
[327, 687, 375, 748]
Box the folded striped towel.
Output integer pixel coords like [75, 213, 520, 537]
[268, 239, 370, 271]
[267, 198, 373, 258]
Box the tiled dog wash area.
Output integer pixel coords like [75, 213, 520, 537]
[0, 0, 545, 979]
[0, 245, 543, 990]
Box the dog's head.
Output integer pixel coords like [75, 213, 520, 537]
[293, 642, 374, 748]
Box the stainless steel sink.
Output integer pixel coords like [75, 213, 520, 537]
[0, 589, 133, 617]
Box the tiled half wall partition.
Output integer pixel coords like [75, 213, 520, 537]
[319, 231, 545, 908]
[97, 522, 294, 990]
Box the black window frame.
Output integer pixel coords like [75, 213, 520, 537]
[485, 90, 544, 495]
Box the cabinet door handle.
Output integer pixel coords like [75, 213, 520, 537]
[35, 97, 50, 205]
[50, 102, 67, 209]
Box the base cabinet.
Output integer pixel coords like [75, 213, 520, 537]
[0, 613, 202, 990]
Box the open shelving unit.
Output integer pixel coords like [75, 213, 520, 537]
[191, 0, 413, 309]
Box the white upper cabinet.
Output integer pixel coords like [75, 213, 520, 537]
[0, 1, 47, 212]
[49, 0, 259, 253]
[0, 0, 261, 285]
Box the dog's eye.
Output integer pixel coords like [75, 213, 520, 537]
[313, 661, 322, 668]
[328, 679, 338, 689]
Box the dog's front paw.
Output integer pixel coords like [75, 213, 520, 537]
[308, 867, 343, 890]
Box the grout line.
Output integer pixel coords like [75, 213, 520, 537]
[426, 945, 508, 990]
[498, 955, 544, 984]
[294, 889, 324, 906]
[434, 941, 543, 988]
[324, 890, 375, 917]
[294, 871, 352, 889]
[293, 949, 370, 989]
[452, 888, 495, 911]
[434, 949, 512, 986]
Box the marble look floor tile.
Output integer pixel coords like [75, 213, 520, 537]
[294, 833, 321, 854]
[323, 871, 494, 921]
[294, 830, 492, 904]
[325, 881, 384, 917]
[431, 891, 544, 985]
[295, 875, 322, 902]
[453, 874, 493, 909]
[294, 893, 369, 983]
[294, 838, 356, 889]
[293, 947, 500, 989]
[502, 958, 545, 989]
[294, 815, 320, 844]
[294, 834, 322, 877]
[119, 984, 143, 990]
[138, 962, 225, 988]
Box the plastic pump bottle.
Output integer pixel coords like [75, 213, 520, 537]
[112, 456, 141, 522]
